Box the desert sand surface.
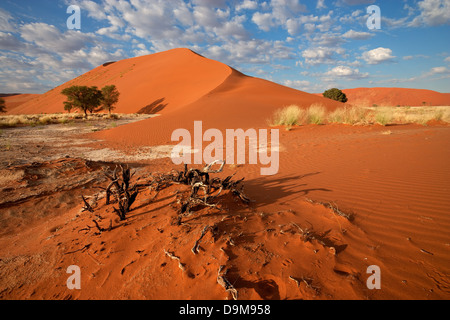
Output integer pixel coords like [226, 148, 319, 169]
[1, 94, 40, 113]
[341, 87, 450, 107]
[1, 48, 449, 300]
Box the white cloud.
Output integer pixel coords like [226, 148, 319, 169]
[252, 12, 275, 31]
[317, 0, 327, 9]
[251, 0, 307, 34]
[236, 0, 258, 11]
[283, 79, 311, 90]
[20, 23, 96, 53]
[324, 65, 369, 79]
[342, 29, 373, 40]
[301, 46, 345, 66]
[337, 0, 375, 5]
[429, 66, 448, 74]
[78, 0, 108, 20]
[0, 8, 15, 32]
[362, 47, 395, 64]
[0, 32, 25, 51]
[409, 0, 450, 26]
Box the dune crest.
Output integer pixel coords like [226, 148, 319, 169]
[343, 87, 450, 107]
[10, 48, 233, 115]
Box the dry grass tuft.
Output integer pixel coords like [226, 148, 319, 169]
[328, 106, 368, 125]
[269, 105, 305, 127]
[305, 104, 326, 125]
[0, 113, 129, 128]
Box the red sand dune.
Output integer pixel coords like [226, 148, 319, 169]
[83, 48, 343, 146]
[341, 87, 450, 107]
[12, 48, 342, 118]
[2, 94, 40, 113]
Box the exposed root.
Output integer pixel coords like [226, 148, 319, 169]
[191, 225, 211, 255]
[217, 265, 238, 300]
[164, 249, 186, 272]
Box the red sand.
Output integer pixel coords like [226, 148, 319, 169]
[1, 124, 449, 300]
[342, 87, 450, 107]
[2, 94, 40, 113]
[1, 48, 449, 300]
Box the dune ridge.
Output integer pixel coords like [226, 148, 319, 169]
[10, 48, 233, 115]
[342, 87, 450, 107]
[86, 49, 343, 147]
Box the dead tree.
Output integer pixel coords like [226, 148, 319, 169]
[104, 164, 139, 221]
[164, 160, 251, 224]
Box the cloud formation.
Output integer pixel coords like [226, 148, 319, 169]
[0, 0, 449, 94]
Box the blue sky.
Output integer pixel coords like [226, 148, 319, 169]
[0, 0, 449, 94]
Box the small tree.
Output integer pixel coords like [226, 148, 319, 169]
[323, 88, 348, 103]
[63, 101, 74, 113]
[0, 97, 6, 113]
[101, 85, 120, 114]
[61, 86, 103, 118]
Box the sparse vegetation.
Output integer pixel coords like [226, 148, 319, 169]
[323, 88, 348, 103]
[61, 85, 103, 118]
[327, 106, 368, 125]
[0, 113, 132, 128]
[269, 105, 304, 127]
[374, 107, 394, 126]
[269, 104, 450, 129]
[0, 97, 6, 113]
[305, 104, 326, 125]
[101, 85, 120, 114]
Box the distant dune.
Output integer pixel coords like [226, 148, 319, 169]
[341, 87, 450, 107]
[2, 94, 40, 113]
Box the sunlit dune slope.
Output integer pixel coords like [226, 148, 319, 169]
[343, 87, 450, 107]
[10, 48, 232, 115]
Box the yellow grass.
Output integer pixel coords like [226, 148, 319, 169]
[305, 104, 326, 125]
[328, 106, 368, 125]
[269, 105, 305, 127]
[270, 104, 450, 128]
[0, 113, 127, 127]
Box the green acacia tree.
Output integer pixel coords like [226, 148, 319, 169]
[61, 86, 103, 118]
[323, 88, 348, 103]
[0, 97, 6, 113]
[101, 85, 120, 114]
[63, 101, 74, 113]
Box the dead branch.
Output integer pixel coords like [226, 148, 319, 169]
[191, 225, 211, 254]
[217, 265, 238, 300]
[104, 164, 139, 221]
[163, 249, 186, 272]
[81, 195, 94, 212]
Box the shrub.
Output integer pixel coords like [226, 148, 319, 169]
[0, 97, 6, 113]
[306, 104, 326, 125]
[375, 108, 393, 126]
[39, 115, 52, 125]
[328, 106, 367, 125]
[270, 105, 305, 126]
[323, 88, 348, 103]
